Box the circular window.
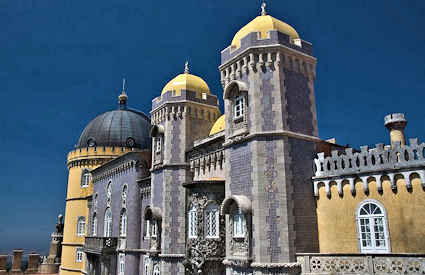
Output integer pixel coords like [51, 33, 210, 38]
[87, 138, 96, 147]
[126, 137, 136, 147]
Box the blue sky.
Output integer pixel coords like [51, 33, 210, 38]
[0, 0, 424, 254]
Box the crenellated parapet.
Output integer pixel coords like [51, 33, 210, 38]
[150, 102, 220, 125]
[67, 146, 136, 168]
[313, 138, 425, 197]
[219, 44, 316, 89]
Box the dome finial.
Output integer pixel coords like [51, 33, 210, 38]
[261, 2, 267, 16]
[118, 77, 128, 109]
[184, 61, 189, 74]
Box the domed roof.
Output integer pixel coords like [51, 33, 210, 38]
[231, 9, 299, 49]
[76, 92, 152, 150]
[161, 62, 210, 96]
[210, 115, 225, 136]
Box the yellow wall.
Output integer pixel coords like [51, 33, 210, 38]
[60, 147, 130, 275]
[317, 174, 425, 253]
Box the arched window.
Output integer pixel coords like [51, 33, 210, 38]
[107, 182, 112, 198]
[233, 209, 246, 238]
[120, 209, 127, 237]
[188, 206, 198, 239]
[204, 203, 219, 238]
[104, 208, 112, 237]
[118, 253, 125, 275]
[122, 185, 128, 206]
[77, 217, 86, 236]
[81, 169, 91, 188]
[92, 213, 97, 236]
[153, 264, 160, 275]
[356, 200, 390, 253]
[94, 194, 98, 211]
[144, 257, 150, 275]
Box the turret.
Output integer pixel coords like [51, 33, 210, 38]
[385, 113, 407, 146]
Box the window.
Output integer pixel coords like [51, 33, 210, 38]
[151, 220, 157, 238]
[94, 194, 98, 210]
[144, 257, 150, 275]
[234, 95, 245, 119]
[118, 253, 125, 275]
[92, 214, 97, 236]
[81, 170, 91, 188]
[77, 217, 86, 236]
[120, 209, 127, 237]
[153, 264, 160, 275]
[107, 182, 112, 198]
[144, 219, 151, 239]
[122, 185, 128, 205]
[155, 138, 161, 153]
[76, 248, 83, 262]
[205, 203, 219, 238]
[104, 208, 112, 237]
[188, 206, 198, 238]
[233, 210, 246, 238]
[357, 201, 390, 253]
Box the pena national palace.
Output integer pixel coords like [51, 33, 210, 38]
[2, 3, 425, 275]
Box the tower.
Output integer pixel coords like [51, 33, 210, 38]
[60, 88, 151, 275]
[385, 113, 407, 147]
[219, 4, 319, 274]
[149, 63, 221, 274]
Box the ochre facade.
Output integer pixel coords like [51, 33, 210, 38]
[317, 176, 425, 253]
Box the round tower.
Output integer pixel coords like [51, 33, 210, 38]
[384, 113, 407, 146]
[60, 90, 151, 275]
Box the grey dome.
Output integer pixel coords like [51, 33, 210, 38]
[77, 108, 152, 150]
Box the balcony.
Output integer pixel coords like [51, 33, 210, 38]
[83, 237, 118, 255]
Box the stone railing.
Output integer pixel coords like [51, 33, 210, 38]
[297, 253, 425, 274]
[84, 237, 118, 255]
[313, 138, 425, 196]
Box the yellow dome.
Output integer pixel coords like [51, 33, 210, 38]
[161, 69, 211, 96]
[231, 15, 299, 49]
[209, 115, 225, 135]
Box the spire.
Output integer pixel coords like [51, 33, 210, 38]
[184, 61, 189, 74]
[261, 2, 267, 16]
[118, 78, 128, 110]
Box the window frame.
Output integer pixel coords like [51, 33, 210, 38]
[76, 248, 84, 263]
[81, 169, 91, 188]
[120, 209, 127, 237]
[104, 208, 113, 237]
[204, 203, 220, 239]
[188, 206, 198, 239]
[118, 253, 125, 275]
[233, 95, 245, 121]
[92, 213, 97, 236]
[144, 219, 151, 239]
[356, 199, 390, 253]
[155, 137, 162, 154]
[77, 216, 86, 236]
[232, 210, 246, 238]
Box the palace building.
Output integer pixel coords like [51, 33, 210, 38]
[59, 4, 425, 275]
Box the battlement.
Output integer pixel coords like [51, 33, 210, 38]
[384, 113, 407, 127]
[314, 138, 425, 179]
[67, 146, 136, 164]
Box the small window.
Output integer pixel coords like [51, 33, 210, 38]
[188, 206, 198, 239]
[122, 185, 128, 206]
[77, 217, 86, 236]
[144, 219, 151, 239]
[153, 264, 160, 275]
[107, 182, 112, 198]
[94, 194, 98, 210]
[104, 208, 112, 237]
[234, 95, 245, 120]
[155, 138, 161, 153]
[92, 214, 97, 236]
[76, 248, 84, 262]
[202, 92, 207, 100]
[357, 200, 390, 253]
[81, 170, 91, 188]
[205, 203, 219, 238]
[118, 253, 125, 275]
[151, 221, 157, 238]
[233, 210, 246, 238]
[144, 257, 150, 275]
[120, 209, 127, 237]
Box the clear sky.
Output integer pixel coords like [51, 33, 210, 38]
[0, 0, 424, 255]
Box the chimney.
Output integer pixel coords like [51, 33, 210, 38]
[384, 113, 407, 147]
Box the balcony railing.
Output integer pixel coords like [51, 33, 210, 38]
[83, 237, 118, 255]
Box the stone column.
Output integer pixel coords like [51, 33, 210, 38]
[10, 250, 23, 275]
[0, 255, 8, 275]
[25, 253, 40, 274]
